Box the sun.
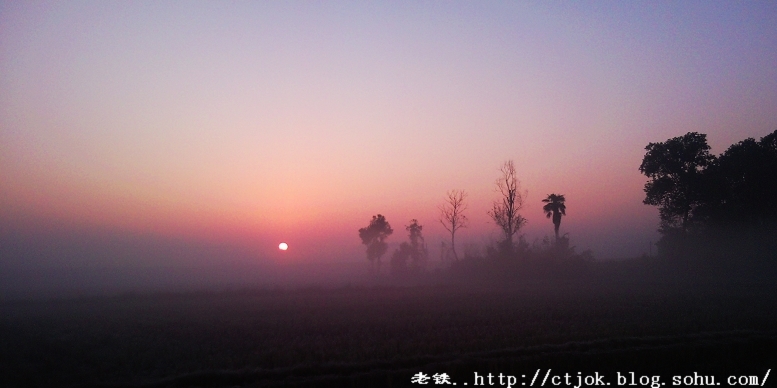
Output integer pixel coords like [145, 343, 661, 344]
[278, 242, 288, 251]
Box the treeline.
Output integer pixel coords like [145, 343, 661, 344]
[358, 161, 592, 278]
[640, 130, 777, 261]
[354, 129, 776, 279]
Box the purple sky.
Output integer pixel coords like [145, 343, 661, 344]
[2, 1, 777, 272]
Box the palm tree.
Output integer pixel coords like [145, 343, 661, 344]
[542, 194, 566, 240]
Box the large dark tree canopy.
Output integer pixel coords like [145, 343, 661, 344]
[703, 131, 777, 227]
[639, 132, 716, 231]
[641, 130, 777, 259]
[639, 132, 715, 178]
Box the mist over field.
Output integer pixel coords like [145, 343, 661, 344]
[0, 202, 651, 300]
[0, 222, 370, 300]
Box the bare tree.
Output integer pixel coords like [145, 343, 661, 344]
[488, 160, 527, 253]
[439, 190, 468, 261]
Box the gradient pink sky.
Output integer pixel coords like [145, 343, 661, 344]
[2, 1, 777, 268]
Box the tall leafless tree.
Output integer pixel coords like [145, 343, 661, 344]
[439, 190, 468, 261]
[488, 160, 527, 252]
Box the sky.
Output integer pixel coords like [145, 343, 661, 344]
[2, 1, 777, 277]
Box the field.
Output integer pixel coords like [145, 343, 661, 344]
[1, 261, 776, 388]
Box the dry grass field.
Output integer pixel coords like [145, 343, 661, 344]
[1, 261, 775, 387]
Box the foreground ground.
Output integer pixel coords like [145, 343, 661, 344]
[1, 261, 775, 387]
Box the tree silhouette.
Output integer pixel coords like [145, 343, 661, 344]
[439, 190, 468, 261]
[358, 214, 393, 274]
[488, 160, 527, 254]
[639, 132, 715, 233]
[542, 194, 566, 241]
[641, 130, 777, 259]
[710, 131, 777, 228]
[390, 219, 428, 275]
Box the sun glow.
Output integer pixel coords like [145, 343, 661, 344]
[278, 242, 288, 250]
